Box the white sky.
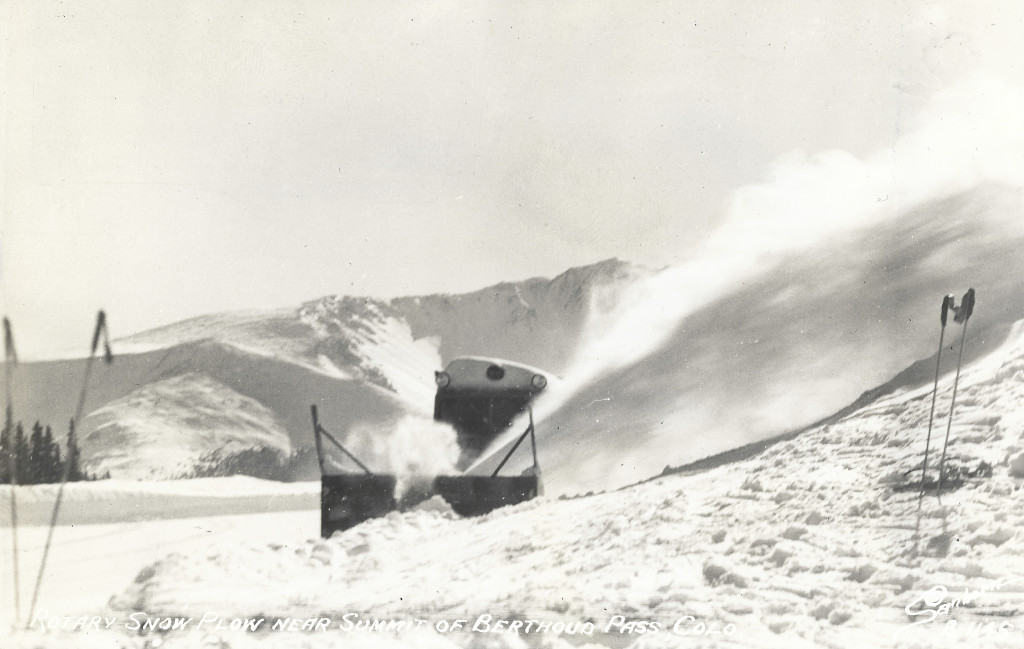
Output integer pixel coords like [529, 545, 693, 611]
[2, 0, 1023, 359]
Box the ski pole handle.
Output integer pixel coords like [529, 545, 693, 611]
[958, 288, 975, 323]
[90, 311, 106, 355]
[941, 295, 953, 326]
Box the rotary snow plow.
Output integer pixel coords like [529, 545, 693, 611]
[311, 357, 547, 537]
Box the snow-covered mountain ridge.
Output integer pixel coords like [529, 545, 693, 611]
[6, 258, 646, 478]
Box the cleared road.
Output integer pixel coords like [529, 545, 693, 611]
[1, 487, 318, 634]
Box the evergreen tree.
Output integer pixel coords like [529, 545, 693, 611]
[66, 418, 82, 482]
[29, 420, 45, 483]
[42, 424, 60, 483]
[14, 422, 28, 484]
[0, 412, 99, 485]
[0, 405, 11, 483]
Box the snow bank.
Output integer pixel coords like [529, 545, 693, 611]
[0, 477, 318, 526]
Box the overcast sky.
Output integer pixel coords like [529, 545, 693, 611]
[3, 1, 1023, 358]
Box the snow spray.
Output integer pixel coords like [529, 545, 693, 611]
[564, 80, 1024, 399]
[345, 415, 460, 501]
[470, 79, 1024, 483]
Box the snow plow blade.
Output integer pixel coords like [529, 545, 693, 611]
[319, 474, 538, 537]
[433, 475, 538, 517]
[320, 474, 397, 537]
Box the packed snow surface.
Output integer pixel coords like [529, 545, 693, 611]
[7, 320, 1024, 649]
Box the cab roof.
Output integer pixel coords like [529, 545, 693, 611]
[438, 357, 548, 393]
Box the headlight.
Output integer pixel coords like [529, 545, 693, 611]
[434, 371, 450, 388]
[531, 374, 547, 390]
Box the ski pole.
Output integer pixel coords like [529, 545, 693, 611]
[3, 318, 21, 629]
[918, 295, 953, 507]
[937, 288, 975, 494]
[26, 311, 112, 628]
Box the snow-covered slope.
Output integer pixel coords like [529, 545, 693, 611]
[83, 373, 292, 479]
[472, 184, 1024, 495]
[393, 259, 648, 373]
[15, 314, 1019, 649]
[296, 296, 444, 411]
[10, 341, 414, 479]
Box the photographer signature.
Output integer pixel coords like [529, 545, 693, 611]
[904, 580, 1005, 627]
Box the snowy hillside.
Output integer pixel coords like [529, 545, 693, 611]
[7, 260, 641, 478]
[472, 184, 1024, 495]
[12, 314, 1024, 649]
[83, 373, 292, 479]
[393, 259, 648, 374]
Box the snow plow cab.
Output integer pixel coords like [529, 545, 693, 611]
[312, 357, 547, 537]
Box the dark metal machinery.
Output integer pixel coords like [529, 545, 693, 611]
[312, 358, 546, 537]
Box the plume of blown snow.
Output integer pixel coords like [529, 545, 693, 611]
[343, 415, 460, 500]
[468, 77, 1024, 479]
[569, 77, 1024, 390]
